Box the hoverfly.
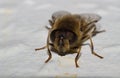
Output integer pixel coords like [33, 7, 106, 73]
[35, 11, 105, 67]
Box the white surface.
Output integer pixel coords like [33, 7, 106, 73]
[0, 0, 120, 78]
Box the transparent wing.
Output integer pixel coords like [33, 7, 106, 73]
[73, 13, 102, 33]
[76, 14, 105, 42]
[75, 13, 101, 24]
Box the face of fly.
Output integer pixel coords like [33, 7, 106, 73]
[53, 30, 76, 56]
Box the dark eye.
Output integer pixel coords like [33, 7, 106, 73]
[65, 31, 76, 43]
[54, 31, 59, 38]
[54, 30, 77, 43]
[50, 29, 77, 43]
[55, 31, 65, 38]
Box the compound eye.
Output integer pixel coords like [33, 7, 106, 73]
[55, 30, 77, 44]
[54, 31, 64, 38]
[50, 29, 77, 44]
[65, 31, 77, 44]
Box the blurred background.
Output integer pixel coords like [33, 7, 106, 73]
[0, 0, 120, 78]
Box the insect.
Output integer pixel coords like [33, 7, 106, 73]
[35, 11, 105, 68]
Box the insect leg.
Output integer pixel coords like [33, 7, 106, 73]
[35, 43, 53, 51]
[45, 46, 52, 63]
[35, 46, 47, 51]
[92, 30, 106, 36]
[82, 23, 96, 42]
[89, 35, 103, 59]
[75, 47, 82, 68]
[45, 32, 52, 63]
[83, 24, 95, 35]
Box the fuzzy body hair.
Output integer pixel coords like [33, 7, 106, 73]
[35, 11, 105, 67]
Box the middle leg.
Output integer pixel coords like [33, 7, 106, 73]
[75, 47, 82, 68]
[89, 35, 103, 59]
[35, 46, 47, 51]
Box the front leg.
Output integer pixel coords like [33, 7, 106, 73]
[45, 47, 52, 63]
[75, 47, 82, 68]
[35, 44, 52, 63]
[45, 32, 52, 63]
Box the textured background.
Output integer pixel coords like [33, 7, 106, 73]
[0, 0, 120, 78]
